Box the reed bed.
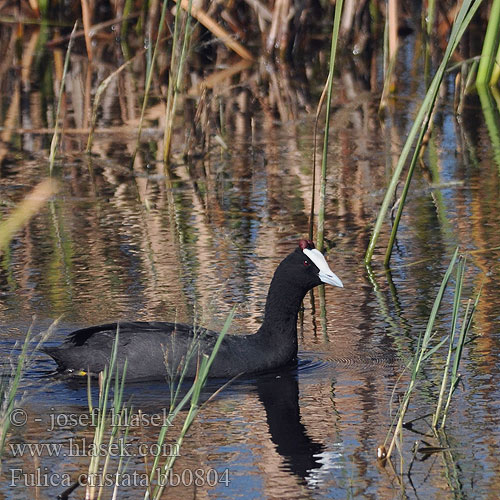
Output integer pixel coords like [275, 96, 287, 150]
[2, 0, 496, 177]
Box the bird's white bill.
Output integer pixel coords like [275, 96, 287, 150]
[303, 248, 344, 288]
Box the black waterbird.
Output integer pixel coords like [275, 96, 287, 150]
[44, 240, 343, 381]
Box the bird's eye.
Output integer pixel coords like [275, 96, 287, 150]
[303, 260, 310, 267]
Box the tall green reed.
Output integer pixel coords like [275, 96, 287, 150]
[315, 0, 344, 253]
[48, 21, 77, 175]
[307, 0, 343, 340]
[162, 0, 194, 165]
[85, 327, 128, 500]
[80, 310, 234, 500]
[146, 308, 235, 500]
[476, 0, 500, 87]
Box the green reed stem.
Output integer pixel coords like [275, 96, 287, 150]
[365, 0, 482, 265]
[0, 319, 56, 458]
[316, 0, 343, 252]
[86, 327, 125, 500]
[476, 0, 500, 86]
[163, 0, 194, 165]
[426, 0, 436, 35]
[383, 116, 430, 266]
[131, 0, 170, 168]
[432, 256, 465, 428]
[0, 324, 32, 457]
[477, 84, 500, 172]
[441, 287, 480, 428]
[385, 248, 458, 458]
[48, 21, 77, 175]
[492, 42, 500, 85]
[147, 308, 234, 500]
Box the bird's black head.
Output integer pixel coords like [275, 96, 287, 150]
[275, 239, 343, 292]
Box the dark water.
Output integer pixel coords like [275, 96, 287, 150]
[1, 22, 500, 500]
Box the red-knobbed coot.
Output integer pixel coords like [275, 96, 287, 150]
[44, 240, 343, 380]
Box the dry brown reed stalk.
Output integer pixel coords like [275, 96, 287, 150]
[244, 0, 272, 30]
[0, 80, 20, 166]
[174, 0, 254, 61]
[266, 0, 292, 55]
[80, 0, 93, 61]
[187, 58, 252, 96]
[27, 0, 40, 16]
[388, 0, 398, 60]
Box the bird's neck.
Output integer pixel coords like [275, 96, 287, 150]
[258, 274, 307, 341]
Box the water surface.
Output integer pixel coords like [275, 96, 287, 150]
[1, 19, 500, 500]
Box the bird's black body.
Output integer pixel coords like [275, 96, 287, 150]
[44, 243, 342, 381]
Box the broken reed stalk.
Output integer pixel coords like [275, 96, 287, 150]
[364, 0, 482, 265]
[316, 0, 343, 252]
[48, 21, 77, 175]
[174, 0, 253, 61]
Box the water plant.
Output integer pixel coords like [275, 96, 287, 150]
[146, 308, 235, 499]
[380, 249, 480, 461]
[314, 0, 344, 253]
[476, 0, 500, 87]
[48, 21, 77, 176]
[0, 321, 56, 460]
[131, 0, 171, 167]
[77, 309, 235, 499]
[162, 0, 194, 165]
[85, 328, 128, 500]
[364, 0, 483, 266]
